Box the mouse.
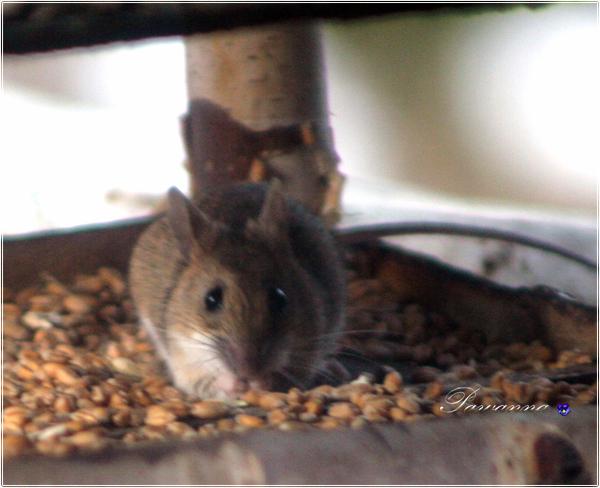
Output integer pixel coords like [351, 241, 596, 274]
[128, 181, 347, 400]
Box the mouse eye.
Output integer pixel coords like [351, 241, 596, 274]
[205, 286, 224, 312]
[268, 287, 288, 314]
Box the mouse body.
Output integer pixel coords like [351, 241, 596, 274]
[129, 182, 346, 399]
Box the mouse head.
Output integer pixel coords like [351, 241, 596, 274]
[164, 183, 327, 399]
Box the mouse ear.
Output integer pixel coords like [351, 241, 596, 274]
[167, 187, 217, 261]
[247, 179, 289, 242]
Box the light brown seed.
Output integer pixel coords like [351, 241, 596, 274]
[278, 421, 312, 432]
[166, 421, 198, 438]
[73, 275, 105, 294]
[22, 311, 56, 329]
[4, 406, 33, 425]
[191, 400, 232, 419]
[267, 409, 289, 425]
[68, 430, 106, 450]
[328, 402, 359, 420]
[63, 295, 95, 315]
[383, 370, 403, 394]
[111, 408, 132, 427]
[3, 320, 29, 340]
[423, 381, 443, 400]
[258, 392, 287, 410]
[28, 295, 61, 312]
[109, 392, 130, 408]
[69, 411, 98, 426]
[35, 440, 75, 458]
[3, 435, 32, 457]
[431, 402, 451, 418]
[331, 383, 372, 401]
[236, 414, 265, 427]
[36, 423, 70, 441]
[298, 412, 319, 423]
[216, 418, 236, 430]
[395, 394, 421, 414]
[390, 407, 411, 421]
[145, 405, 177, 427]
[99, 268, 127, 297]
[350, 417, 368, 429]
[318, 416, 343, 429]
[304, 399, 324, 416]
[161, 400, 189, 417]
[287, 387, 306, 404]
[54, 395, 75, 413]
[15, 364, 36, 381]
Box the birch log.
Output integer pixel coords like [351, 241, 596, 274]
[4, 407, 595, 485]
[184, 22, 343, 222]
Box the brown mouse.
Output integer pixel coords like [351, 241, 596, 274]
[129, 181, 346, 399]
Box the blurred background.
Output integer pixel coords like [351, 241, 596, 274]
[2, 3, 598, 234]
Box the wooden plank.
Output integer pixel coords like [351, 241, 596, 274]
[3, 407, 595, 485]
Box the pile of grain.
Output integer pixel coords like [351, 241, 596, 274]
[3, 254, 596, 459]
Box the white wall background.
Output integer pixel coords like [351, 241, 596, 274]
[2, 3, 598, 234]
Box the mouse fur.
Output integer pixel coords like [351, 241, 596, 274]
[128, 181, 346, 399]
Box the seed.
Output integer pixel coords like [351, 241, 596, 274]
[383, 370, 403, 394]
[4, 405, 33, 425]
[15, 364, 36, 381]
[109, 392, 130, 408]
[216, 418, 236, 430]
[278, 421, 312, 432]
[395, 394, 421, 414]
[36, 423, 70, 441]
[258, 392, 287, 410]
[161, 400, 189, 417]
[73, 275, 105, 294]
[68, 430, 106, 450]
[110, 357, 144, 378]
[70, 407, 108, 426]
[35, 440, 75, 458]
[3, 435, 32, 457]
[287, 387, 306, 404]
[298, 412, 319, 423]
[236, 414, 265, 427]
[318, 417, 343, 429]
[99, 268, 127, 297]
[22, 311, 56, 329]
[423, 381, 443, 400]
[166, 421, 198, 438]
[267, 409, 289, 425]
[331, 383, 372, 401]
[311, 384, 335, 396]
[3, 320, 30, 340]
[63, 295, 94, 315]
[350, 417, 367, 429]
[112, 407, 132, 427]
[304, 399, 324, 416]
[145, 405, 177, 427]
[28, 295, 61, 312]
[328, 402, 359, 420]
[42, 363, 79, 385]
[390, 407, 411, 421]
[241, 390, 261, 406]
[191, 400, 232, 419]
[431, 402, 451, 418]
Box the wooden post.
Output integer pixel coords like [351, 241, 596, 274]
[184, 21, 343, 223]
